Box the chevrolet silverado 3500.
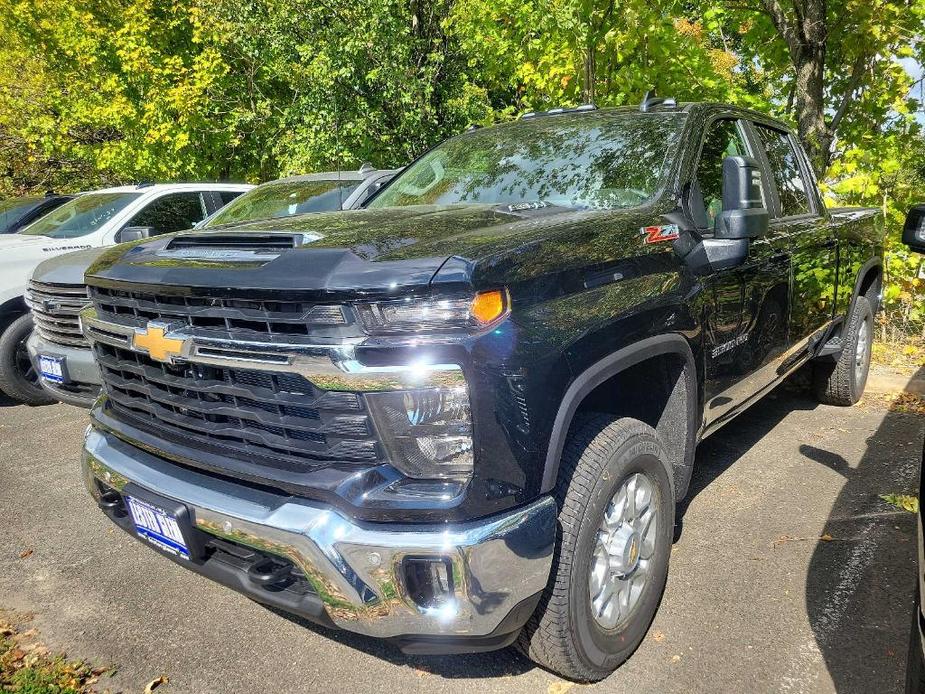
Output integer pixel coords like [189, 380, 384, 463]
[78, 100, 883, 681]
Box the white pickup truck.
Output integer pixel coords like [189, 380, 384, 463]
[0, 182, 252, 404]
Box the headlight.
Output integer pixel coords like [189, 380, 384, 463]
[356, 289, 509, 335]
[366, 386, 473, 481]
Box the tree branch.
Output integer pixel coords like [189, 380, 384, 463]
[760, 0, 802, 58]
[828, 51, 868, 136]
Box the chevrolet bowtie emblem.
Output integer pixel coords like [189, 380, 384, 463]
[132, 323, 186, 363]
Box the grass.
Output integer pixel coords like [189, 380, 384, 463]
[0, 614, 106, 694]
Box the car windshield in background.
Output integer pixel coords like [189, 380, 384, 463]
[369, 112, 686, 210]
[0, 197, 40, 232]
[204, 180, 361, 227]
[20, 193, 142, 239]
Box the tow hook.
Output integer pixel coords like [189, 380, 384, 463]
[247, 557, 292, 587]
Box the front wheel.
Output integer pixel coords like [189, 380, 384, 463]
[518, 415, 674, 681]
[0, 313, 54, 406]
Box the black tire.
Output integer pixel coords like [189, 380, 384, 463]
[0, 313, 54, 406]
[517, 415, 674, 681]
[813, 295, 873, 406]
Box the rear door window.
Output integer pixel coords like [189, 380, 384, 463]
[753, 125, 811, 217]
[127, 192, 208, 235]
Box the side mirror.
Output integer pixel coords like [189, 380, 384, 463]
[715, 155, 768, 239]
[675, 156, 769, 275]
[903, 205, 925, 253]
[116, 226, 155, 243]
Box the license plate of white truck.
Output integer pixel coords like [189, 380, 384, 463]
[38, 355, 66, 383]
[125, 495, 191, 560]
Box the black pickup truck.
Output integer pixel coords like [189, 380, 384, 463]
[78, 100, 883, 681]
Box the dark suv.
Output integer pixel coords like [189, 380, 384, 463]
[78, 100, 882, 681]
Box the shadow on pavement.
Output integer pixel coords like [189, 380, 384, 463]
[263, 606, 536, 678]
[676, 384, 820, 540]
[802, 365, 925, 693]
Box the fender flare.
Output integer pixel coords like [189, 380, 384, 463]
[540, 333, 699, 498]
[848, 257, 882, 316]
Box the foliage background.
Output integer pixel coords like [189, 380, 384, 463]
[0, 0, 923, 335]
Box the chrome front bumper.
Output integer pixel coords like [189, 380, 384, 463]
[27, 331, 101, 407]
[81, 425, 556, 643]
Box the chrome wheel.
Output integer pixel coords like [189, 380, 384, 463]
[855, 315, 871, 386]
[588, 472, 658, 629]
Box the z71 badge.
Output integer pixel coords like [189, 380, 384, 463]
[640, 224, 680, 244]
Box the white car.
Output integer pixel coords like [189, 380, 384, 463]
[0, 182, 251, 404]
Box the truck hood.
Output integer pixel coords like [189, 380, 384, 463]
[31, 246, 109, 286]
[86, 203, 656, 296]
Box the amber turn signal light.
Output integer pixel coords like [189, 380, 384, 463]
[470, 289, 509, 325]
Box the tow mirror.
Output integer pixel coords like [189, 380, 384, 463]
[715, 155, 768, 239]
[903, 205, 925, 253]
[116, 226, 155, 243]
[675, 156, 768, 275]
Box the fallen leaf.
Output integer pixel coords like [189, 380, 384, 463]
[144, 675, 168, 693]
[880, 493, 919, 513]
[548, 682, 575, 694]
[18, 548, 33, 559]
[820, 533, 833, 542]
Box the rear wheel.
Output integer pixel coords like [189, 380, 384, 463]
[0, 313, 54, 406]
[517, 415, 673, 681]
[813, 295, 873, 406]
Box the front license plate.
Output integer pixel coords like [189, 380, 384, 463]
[38, 355, 66, 384]
[125, 495, 191, 560]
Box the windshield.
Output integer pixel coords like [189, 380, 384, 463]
[0, 197, 40, 232]
[369, 112, 685, 210]
[204, 180, 361, 227]
[20, 192, 141, 239]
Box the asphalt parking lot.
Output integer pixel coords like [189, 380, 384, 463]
[1, 381, 923, 694]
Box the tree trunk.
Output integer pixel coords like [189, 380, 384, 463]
[582, 44, 596, 104]
[793, 45, 828, 174]
[758, 0, 831, 176]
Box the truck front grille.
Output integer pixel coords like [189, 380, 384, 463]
[26, 281, 91, 347]
[89, 286, 349, 339]
[94, 341, 381, 473]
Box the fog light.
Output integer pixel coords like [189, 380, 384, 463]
[366, 386, 473, 481]
[402, 557, 455, 609]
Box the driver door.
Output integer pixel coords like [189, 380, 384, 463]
[694, 117, 790, 430]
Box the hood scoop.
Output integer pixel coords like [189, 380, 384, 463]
[157, 232, 323, 262]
